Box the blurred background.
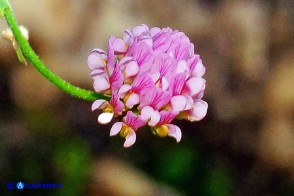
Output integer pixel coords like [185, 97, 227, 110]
[0, 0, 294, 195]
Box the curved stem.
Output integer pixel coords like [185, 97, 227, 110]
[1, 0, 109, 101]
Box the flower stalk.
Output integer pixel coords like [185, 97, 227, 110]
[0, 0, 109, 101]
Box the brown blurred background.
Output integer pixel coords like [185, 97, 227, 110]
[0, 0, 294, 195]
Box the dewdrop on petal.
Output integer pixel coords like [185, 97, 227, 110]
[88, 24, 208, 147]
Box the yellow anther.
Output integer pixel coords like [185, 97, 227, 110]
[120, 125, 131, 137]
[104, 106, 113, 113]
[186, 116, 194, 122]
[123, 92, 132, 103]
[162, 104, 172, 111]
[117, 54, 125, 61]
[102, 59, 107, 66]
[155, 125, 169, 137]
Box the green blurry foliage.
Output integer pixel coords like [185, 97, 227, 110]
[155, 145, 199, 186]
[53, 138, 90, 196]
[1, 107, 91, 195]
[136, 139, 233, 196]
[205, 165, 232, 196]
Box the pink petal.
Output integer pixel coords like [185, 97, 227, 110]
[193, 87, 205, 100]
[176, 60, 188, 73]
[109, 94, 124, 114]
[189, 43, 195, 57]
[114, 101, 124, 114]
[112, 38, 127, 53]
[151, 55, 175, 78]
[189, 100, 208, 121]
[169, 73, 186, 96]
[109, 66, 124, 91]
[138, 36, 153, 47]
[161, 76, 169, 91]
[93, 75, 110, 92]
[167, 124, 182, 143]
[151, 73, 160, 83]
[171, 95, 187, 112]
[91, 99, 107, 111]
[152, 32, 171, 52]
[128, 42, 153, 66]
[87, 49, 106, 70]
[138, 63, 152, 74]
[185, 77, 204, 97]
[90, 69, 105, 79]
[187, 55, 199, 71]
[119, 56, 133, 65]
[149, 110, 160, 126]
[132, 73, 155, 94]
[140, 106, 160, 126]
[140, 106, 154, 121]
[132, 24, 149, 36]
[139, 88, 171, 111]
[192, 59, 205, 77]
[124, 129, 136, 148]
[106, 39, 116, 71]
[152, 90, 172, 110]
[175, 44, 190, 61]
[167, 40, 190, 61]
[150, 27, 161, 37]
[118, 85, 132, 97]
[125, 61, 139, 78]
[126, 93, 139, 108]
[91, 49, 107, 58]
[184, 96, 194, 110]
[123, 29, 134, 45]
[98, 112, 114, 124]
[158, 111, 177, 125]
[124, 111, 146, 130]
[110, 122, 123, 136]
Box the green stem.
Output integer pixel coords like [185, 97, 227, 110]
[1, 0, 109, 101]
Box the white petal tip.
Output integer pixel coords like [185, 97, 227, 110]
[123, 130, 136, 148]
[91, 100, 106, 111]
[171, 95, 187, 112]
[188, 100, 208, 121]
[167, 125, 182, 143]
[126, 94, 139, 108]
[110, 122, 123, 136]
[98, 112, 114, 124]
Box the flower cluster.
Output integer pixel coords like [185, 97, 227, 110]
[88, 24, 208, 147]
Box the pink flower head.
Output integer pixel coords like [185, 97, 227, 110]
[88, 24, 208, 147]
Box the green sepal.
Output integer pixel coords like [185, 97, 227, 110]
[15, 45, 28, 65]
